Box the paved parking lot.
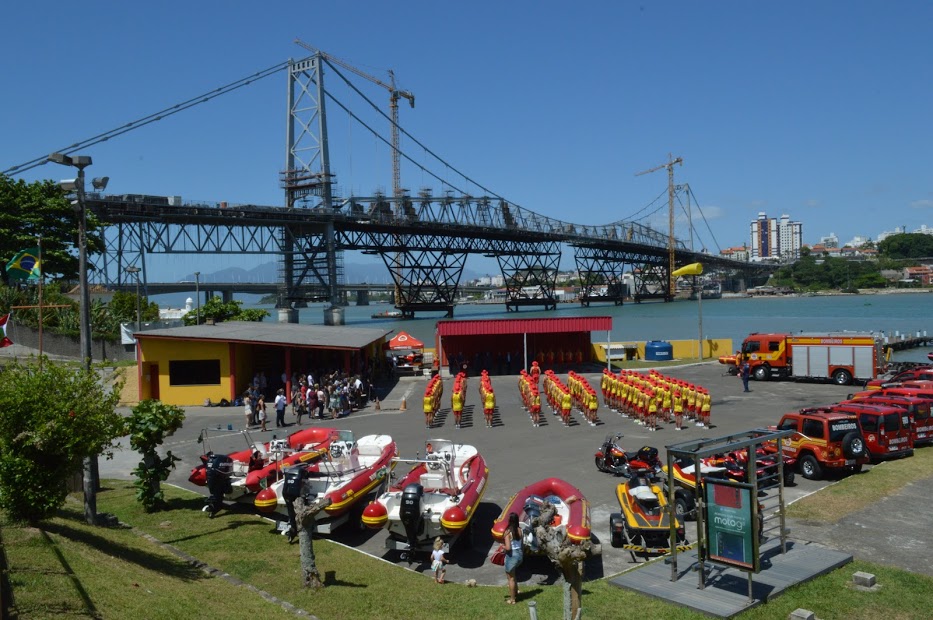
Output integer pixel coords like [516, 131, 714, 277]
[102, 362, 926, 586]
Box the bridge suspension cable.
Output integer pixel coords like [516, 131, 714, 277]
[3, 60, 290, 177]
[680, 184, 722, 254]
[321, 61, 497, 201]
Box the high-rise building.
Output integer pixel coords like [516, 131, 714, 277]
[750, 212, 803, 261]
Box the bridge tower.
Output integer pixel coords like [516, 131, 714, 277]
[282, 53, 344, 324]
[636, 154, 683, 302]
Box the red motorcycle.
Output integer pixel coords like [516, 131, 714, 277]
[595, 434, 633, 476]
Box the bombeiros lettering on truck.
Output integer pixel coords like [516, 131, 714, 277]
[719, 331, 886, 386]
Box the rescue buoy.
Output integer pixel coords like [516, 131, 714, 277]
[254, 487, 278, 514]
[362, 501, 388, 528]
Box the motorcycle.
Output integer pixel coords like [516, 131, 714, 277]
[595, 433, 632, 476]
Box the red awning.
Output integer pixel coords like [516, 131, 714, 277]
[436, 316, 612, 337]
[385, 330, 425, 350]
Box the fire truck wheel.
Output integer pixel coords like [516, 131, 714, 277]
[832, 369, 853, 386]
[753, 365, 771, 381]
[800, 455, 823, 480]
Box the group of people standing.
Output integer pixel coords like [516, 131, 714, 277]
[600, 368, 711, 430]
[241, 368, 372, 431]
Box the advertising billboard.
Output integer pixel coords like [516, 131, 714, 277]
[704, 478, 760, 572]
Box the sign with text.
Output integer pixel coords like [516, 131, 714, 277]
[704, 478, 759, 572]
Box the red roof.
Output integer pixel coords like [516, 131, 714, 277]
[437, 316, 612, 337]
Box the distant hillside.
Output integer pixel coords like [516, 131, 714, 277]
[182, 260, 480, 284]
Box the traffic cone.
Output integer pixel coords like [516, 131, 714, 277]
[375, 397, 381, 411]
[400, 397, 407, 412]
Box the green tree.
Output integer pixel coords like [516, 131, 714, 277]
[126, 400, 185, 512]
[108, 290, 160, 324]
[0, 175, 104, 284]
[0, 359, 124, 523]
[877, 233, 933, 259]
[183, 295, 268, 325]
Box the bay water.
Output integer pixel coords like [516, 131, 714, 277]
[283, 291, 933, 364]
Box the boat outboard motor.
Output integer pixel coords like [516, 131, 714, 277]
[282, 465, 307, 541]
[523, 495, 545, 522]
[399, 483, 424, 550]
[205, 453, 233, 517]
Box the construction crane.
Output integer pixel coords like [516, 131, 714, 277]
[636, 154, 683, 299]
[294, 39, 415, 201]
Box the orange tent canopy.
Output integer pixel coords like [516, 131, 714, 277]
[385, 331, 425, 350]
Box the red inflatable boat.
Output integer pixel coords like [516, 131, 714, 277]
[490, 477, 591, 546]
[188, 427, 340, 500]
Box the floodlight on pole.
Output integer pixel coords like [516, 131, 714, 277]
[91, 176, 109, 191]
[194, 272, 201, 325]
[47, 151, 99, 525]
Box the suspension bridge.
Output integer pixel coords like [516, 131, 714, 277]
[7, 46, 771, 321]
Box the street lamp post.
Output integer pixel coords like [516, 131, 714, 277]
[49, 152, 107, 526]
[194, 272, 201, 325]
[125, 266, 141, 332]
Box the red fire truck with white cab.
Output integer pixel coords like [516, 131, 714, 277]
[721, 332, 886, 386]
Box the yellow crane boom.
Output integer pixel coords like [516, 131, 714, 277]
[636, 154, 683, 299]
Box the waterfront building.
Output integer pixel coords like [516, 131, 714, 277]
[750, 212, 803, 262]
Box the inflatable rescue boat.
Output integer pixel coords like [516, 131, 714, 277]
[189, 426, 340, 500]
[490, 477, 591, 548]
[363, 439, 488, 555]
[254, 433, 397, 528]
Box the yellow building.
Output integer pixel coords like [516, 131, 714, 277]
[134, 321, 391, 406]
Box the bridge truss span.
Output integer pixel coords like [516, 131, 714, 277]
[86, 192, 765, 316]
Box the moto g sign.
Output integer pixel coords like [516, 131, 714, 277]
[713, 514, 747, 531]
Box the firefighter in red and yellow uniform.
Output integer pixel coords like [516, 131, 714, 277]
[530, 361, 541, 384]
[607, 371, 619, 410]
[451, 373, 466, 429]
[660, 380, 673, 424]
[698, 387, 711, 428]
[586, 388, 599, 426]
[620, 376, 631, 416]
[646, 387, 658, 431]
[672, 382, 685, 430]
[423, 391, 434, 429]
[560, 387, 572, 427]
[480, 373, 496, 428]
[686, 384, 697, 422]
[530, 386, 541, 427]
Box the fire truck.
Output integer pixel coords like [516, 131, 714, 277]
[721, 332, 886, 386]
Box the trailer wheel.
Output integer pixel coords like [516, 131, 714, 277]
[800, 455, 822, 480]
[753, 365, 771, 381]
[674, 492, 696, 521]
[609, 513, 626, 548]
[832, 369, 853, 386]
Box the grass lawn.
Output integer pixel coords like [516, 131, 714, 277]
[787, 445, 933, 522]
[4, 475, 933, 619]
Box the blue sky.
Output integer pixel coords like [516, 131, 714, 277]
[4, 2, 932, 282]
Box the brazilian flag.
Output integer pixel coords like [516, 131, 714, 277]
[6, 247, 41, 281]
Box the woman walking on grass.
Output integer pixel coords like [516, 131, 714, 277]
[503, 512, 523, 604]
